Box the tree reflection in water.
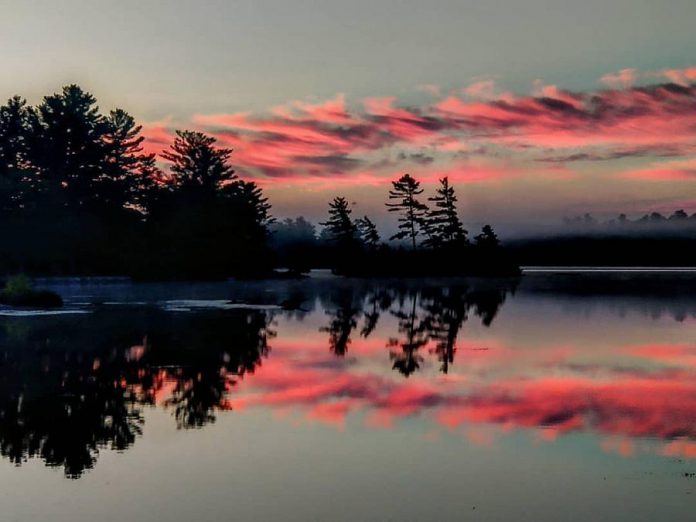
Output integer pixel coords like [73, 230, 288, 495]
[0, 308, 274, 477]
[319, 281, 512, 376]
[0, 279, 515, 477]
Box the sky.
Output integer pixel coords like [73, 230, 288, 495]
[2, 0, 696, 234]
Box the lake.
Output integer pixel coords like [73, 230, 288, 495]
[0, 272, 695, 521]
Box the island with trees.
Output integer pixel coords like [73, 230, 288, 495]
[313, 174, 519, 276]
[0, 85, 519, 280]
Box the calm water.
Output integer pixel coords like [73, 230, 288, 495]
[1, 272, 695, 521]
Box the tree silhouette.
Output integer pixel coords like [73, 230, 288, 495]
[321, 196, 359, 249]
[30, 85, 111, 211]
[0, 83, 522, 278]
[101, 108, 159, 212]
[0, 96, 33, 212]
[356, 215, 381, 249]
[321, 302, 361, 356]
[386, 174, 429, 250]
[467, 289, 507, 326]
[162, 130, 237, 191]
[0, 96, 32, 176]
[147, 130, 272, 277]
[388, 293, 429, 376]
[420, 287, 469, 373]
[360, 290, 390, 338]
[425, 177, 467, 249]
[475, 225, 500, 248]
[0, 307, 274, 476]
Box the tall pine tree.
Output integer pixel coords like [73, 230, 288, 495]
[321, 196, 358, 247]
[385, 174, 428, 250]
[425, 177, 467, 248]
[161, 130, 238, 193]
[30, 85, 109, 211]
[149, 130, 272, 277]
[102, 109, 160, 212]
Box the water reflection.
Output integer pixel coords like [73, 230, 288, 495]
[2, 275, 696, 479]
[0, 309, 273, 477]
[317, 282, 509, 372]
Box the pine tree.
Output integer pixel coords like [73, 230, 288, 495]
[356, 215, 380, 249]
[0, 96, 32, 176]
[475, 225, 499, 248]
[385, 174, 428, 250]
[225, 180, 273, 242]
[150, 129, 272, 277]
[102, 109, 159, 210]
[321, 196, 358, 247]
[425, 177, 467, 248]
[30, 85, 109, 210]
[161, 130, 238, 193]
[0, 96, 34, 211]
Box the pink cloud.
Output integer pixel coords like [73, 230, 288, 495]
[619, 158, 696, 181]
[660, 67, 696, 86]
[600, 68, 638, 88]
[601, 65, 696, 88]
[144, 70, 696, 187]
[463, 80, 498, 100]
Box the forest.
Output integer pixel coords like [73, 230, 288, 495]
[0, 85, 518, 279]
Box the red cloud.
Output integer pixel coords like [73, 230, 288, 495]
[144, 69, 696, 187]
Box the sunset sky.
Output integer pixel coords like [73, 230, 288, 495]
[3, 0, 696, 233]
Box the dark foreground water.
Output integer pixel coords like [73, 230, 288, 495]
[1, 272, 695, 521]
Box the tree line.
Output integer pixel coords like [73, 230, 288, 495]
[321, 174, 498, 252]
[564, 209, 696, 231]
[0, 85, 271, 278]
[1, 84, 518, 278]
[312, 174, 515, 276]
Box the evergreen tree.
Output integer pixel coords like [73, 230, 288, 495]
[321, 196, 358, 247]
[148, 130, 272, 277]
[356, 215, 380, 249]
[161, 130, 237, 193]
[385, 174, 428, 250]
[0, 96, 33, 211]
[102, 108, 159, 211]
[223, 180, 273, 248]
[425, 177, 467, 248]
[475, 225, 500, 248]
[30, 85, 110, 211]
[0, 96, 32, 176]
[230, 180, 272, 225]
